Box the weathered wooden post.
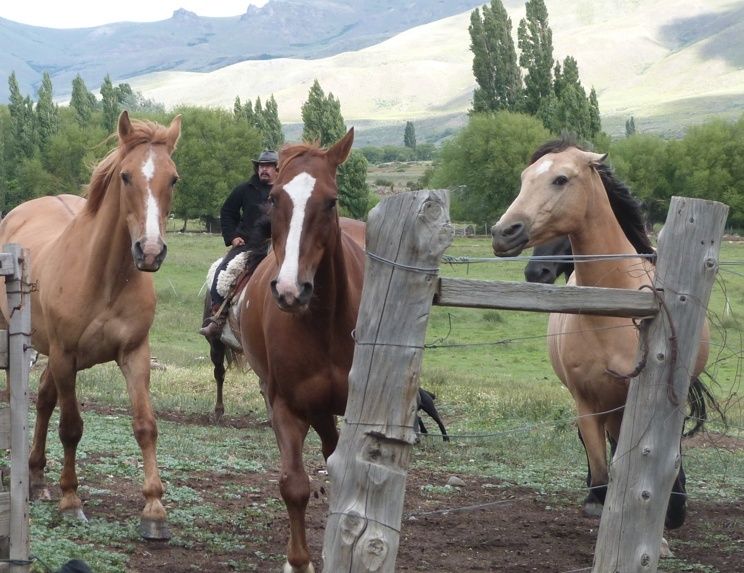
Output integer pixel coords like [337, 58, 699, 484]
[593, 198, 728, 572]
[0, 245, 32, 573]
[322, 190, 452, 571]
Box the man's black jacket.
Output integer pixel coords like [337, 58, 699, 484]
[220, 174, 272, 248]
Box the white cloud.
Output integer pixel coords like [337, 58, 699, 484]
[0, 0, 268, 29]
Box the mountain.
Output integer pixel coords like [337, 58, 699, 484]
[0, 0, 484, 103]
[124, 0, 744, 142]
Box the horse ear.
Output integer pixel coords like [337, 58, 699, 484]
[166, 114, 182, 153]
[327, 128, 354, 168]
[118, 110, 132, 140]
[583, 151, 607, 166]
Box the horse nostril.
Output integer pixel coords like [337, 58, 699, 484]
[270, 280, 279, 297]
[133, 241, 144, 259]
[502, 222, 525, 238]
[299, 282, 313, 301]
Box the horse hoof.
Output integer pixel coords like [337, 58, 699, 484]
[31, 486, 52, 501]
[582, 501, 603, 518]
[283, 561, 314, 573]
[140, 517, 172, 541]
[62, 507, 88, 522]
[660, 537, 673, 558]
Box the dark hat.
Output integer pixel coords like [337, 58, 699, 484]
[252, 150, 279, 165]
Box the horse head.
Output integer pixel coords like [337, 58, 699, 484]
[116, 111, 182, 271]
[523, 235, 574, 284]
[268, 128, 354, 312]
[491, 146, 606, 257]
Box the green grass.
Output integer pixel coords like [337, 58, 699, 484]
[11, 231, 744, 572]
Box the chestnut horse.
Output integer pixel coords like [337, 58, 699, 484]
[240, 129, 365, 572]
[0, 111, 181, 539]
[491, 139, 709, 531]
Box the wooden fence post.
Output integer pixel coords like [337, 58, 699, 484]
[322, 190, 452, 572]
[593, 198, 728, 572]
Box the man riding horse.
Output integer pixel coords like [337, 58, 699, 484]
[200, 150, 278, 339]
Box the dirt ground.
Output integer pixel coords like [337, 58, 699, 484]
[73, 411, 743, 573]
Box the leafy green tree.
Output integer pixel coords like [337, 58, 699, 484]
[551, 56, 591, 138]
[100, 75, 119, 133]
[70, 75, 97, 125]
[404, 121, 417, 150]
[518, 0, 554, 117]
[469, 0, 522, 112]
[588, 88, 602, 138]
[35, 72, 59, 153]
[430, 111, 550, 224]
[170, 106, 263, 225]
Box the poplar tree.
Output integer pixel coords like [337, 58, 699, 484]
[625, 116, 637, 137]
[35, 72, 59, 153]
[469, 0, 522, 112]
[7, 72, 36, 160]
[404, 121, 417, 150]
[518, 0, 554, 116]
[300, 80, 369, 218]
[70, 74, 96, 125]
[100, 75, 119, 133]
[262, 95, 284, 150]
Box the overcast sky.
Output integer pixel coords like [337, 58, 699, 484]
[0, 1, 269, 29]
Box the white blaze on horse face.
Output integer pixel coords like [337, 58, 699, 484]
[141, 149, 161, 240]
[534, 159, 553, 176]
[276, 172, 316, 294]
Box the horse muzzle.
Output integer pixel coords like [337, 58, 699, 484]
[524, 264, 556, 284]
[270, 279, 314, 313]
[132, 239, 168, 272]
[491, 220, 529, 257]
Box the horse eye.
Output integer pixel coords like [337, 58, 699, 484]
[327, 198, 337, 210]
[121, 172, 131, 185]
[171, 176, 179, 187]
[553, 175, 569, 186]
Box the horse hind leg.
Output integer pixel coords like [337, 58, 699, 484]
[29, 366, 58, 500]
[665, 456, 687, 529]
[210, 338, 226, 422]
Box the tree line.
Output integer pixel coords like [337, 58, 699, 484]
[0, 74, 373, 223]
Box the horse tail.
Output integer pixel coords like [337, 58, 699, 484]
[683, 372, 725, 438]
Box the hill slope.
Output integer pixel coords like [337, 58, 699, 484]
[0, 0, 484, 103]
[126, 0, 744, 140]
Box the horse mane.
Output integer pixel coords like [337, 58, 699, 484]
[85, 119, 175, 215]
[530, 137, 654, 255]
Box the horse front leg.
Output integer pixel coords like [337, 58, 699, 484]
[118, 341, 169, 540]
[272, 399, 314, 573]
[47, 351, 86, 521]
[576, 404, 609, 518]
[28, 366, 58, 500]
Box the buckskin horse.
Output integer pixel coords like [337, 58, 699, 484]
[240, 129, 365, 572]
[490, 139, 711, 534]
[0, 111, 181, 539]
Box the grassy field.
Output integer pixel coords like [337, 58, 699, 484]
[9, 229, 744, 571]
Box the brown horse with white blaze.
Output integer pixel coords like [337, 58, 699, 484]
[491, 139, 709, 533]
[0, 111, 181, 539]
[240, 129, 365, 573]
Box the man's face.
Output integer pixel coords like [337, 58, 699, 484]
[258, 163, 278, 184]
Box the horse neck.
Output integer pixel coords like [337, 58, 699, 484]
[569, 177, 649, 289]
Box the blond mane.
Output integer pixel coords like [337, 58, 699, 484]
[85, 119, 175, 214]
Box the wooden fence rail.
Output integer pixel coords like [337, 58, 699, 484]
[0, 245, 32, 573]
[322, 192, 727, 573]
